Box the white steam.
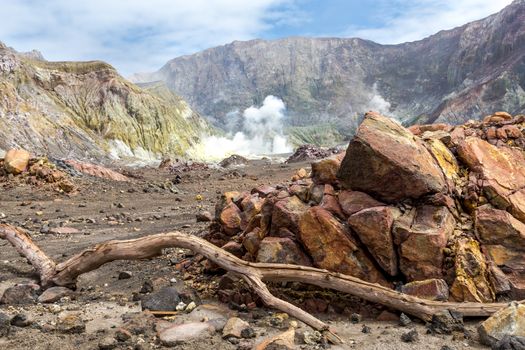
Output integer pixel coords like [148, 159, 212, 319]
[189, 95, 292, 161]
[365, 83, 392, 116]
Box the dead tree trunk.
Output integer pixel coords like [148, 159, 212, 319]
[0, 224, 521, 344]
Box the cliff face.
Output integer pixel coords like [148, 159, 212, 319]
[132, 0, 525, 136]
[0, 42, 213, 163]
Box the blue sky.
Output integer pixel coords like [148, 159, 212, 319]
[0, 0, 513, 75]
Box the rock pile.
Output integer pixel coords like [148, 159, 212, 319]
[285, 144, 341, 163]
[0, 150, 76, 193]
[207, 111, 525, 302]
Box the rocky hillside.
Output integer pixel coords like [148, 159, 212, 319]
[132, 0, 525, 138]
[0, 42, 213, 163]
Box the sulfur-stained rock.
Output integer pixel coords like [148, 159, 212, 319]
[242, 230, 262, 256]
[401, 279, 449, 301]
[424, 138, 459, 188]
[393, 205, 455, 281]
[483, 111, 513, 124]
[450, 238, 495, 302]
[219, 202, 242, 235]
[478, 302, 525, 347]
[298, 206, 387, 284]
[215, 191, 241, 218]
[255, 327, 295, 350]
[4, 149, 30, 175]
[256, 237, 311, 266]
[270, 196, 308, 236]
[311, 153, 344, 185]
[476, 205, 525, 299]
[337, 112, 446, 202]
[348, 206, 400, 276]
[457, 137, 525, 222]
[338, 190, 385, 217]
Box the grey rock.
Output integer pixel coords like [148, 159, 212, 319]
[0, 283, 40, 305]
[10, 313, 32, 327]
[141, 286, 181, 311]
[492, 335, 525, 350]
[399, 313, 412, 327]
[37, 286, 74, 303]
[401, 329, 419, 342]
[0, 312, 10, 337]
[429, 310, 464, 335]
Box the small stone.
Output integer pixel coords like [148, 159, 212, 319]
[429, 310, 464, 335]
[118, 271, 133, 280]
[350, 313, 362, 324]
[223, 317, 250, 338]
[303, 330, 322, 345]
[399, 313, 412, 327]
[10, 313, 32, 327]
[115, 328, 132, 342]
[56, 312, 85, 334]
[440, 346, 454, 350]
[158, 322, 214, 346]
[185, 301, 197, 313]
[38, 286, 74, 303]
[98, 336, 118, 350]
[141, 286, 181, 311]
[0, 312, 10, 337]
[176, 301, 187, 311]
[362, 325, 371, 334]
[241, 327, 256, 339]
[401, 329, 419, 342]
[0, 283, 40, 304]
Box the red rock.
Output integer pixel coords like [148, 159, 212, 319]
[320, 192, 344, 219]
[251, 185, 276, 197]
[376, 310, 399, 321]
[338, 190, 384, 216]
[401, 279, 449, 301]
[337, 112, 446, 202]
[270, 196, 308, 235]
[64, 160, 128, 181]
[298, 206, 387, 284]
[219, 202, 242, 235]
[483, 111, 512, 123]
[311, 153, 344, 184]
[348, 206, 400, 276]
[4, 149, 30, 174]
[500, 124, 522, 139]
[393, 205, 455, 281]
[240, 195, 263, 230]
[457, 137, 525, 222]
[256, 237, 311, 266]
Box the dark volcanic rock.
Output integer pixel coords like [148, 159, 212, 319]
[141, 287, 181, 311]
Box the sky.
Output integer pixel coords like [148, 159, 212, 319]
[0, 0, 514, 76]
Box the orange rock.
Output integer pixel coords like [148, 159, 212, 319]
[270, 196, 308, 235]
[311, 153, 344, 184]
[219, 202, 242, 235]
[255, 327, 295, 350]
[393, 205, 455, 281]
[348, 206, 400, 276]
[256, 237, 311, 265]
[4, 149, 30, 174]
[298, 206, 387, 284]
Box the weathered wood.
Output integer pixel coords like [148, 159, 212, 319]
[1, 223, 522, 343]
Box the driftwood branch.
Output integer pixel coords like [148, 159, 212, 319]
[0, 223, 521, 343]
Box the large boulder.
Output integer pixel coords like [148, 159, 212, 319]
[478, 302, 525, 347]
[219, 202, 242, 235]
[393, 205, 455, 281]
[457, 137, 525, 222]
[256, 237, 312, 266]
[337, 112, 446, 202]
[347, 206, 400, 276]
[450, 238, 495, 302]
[475, 205, 525, 298]
[4, 149, 30, 175]
[298, 206, 387, 285]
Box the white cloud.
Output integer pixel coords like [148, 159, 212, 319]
[345, 0, 514, 44]
[0, 0, 295, 75]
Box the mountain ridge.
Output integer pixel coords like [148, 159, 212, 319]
[131, 0, 525, 136]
